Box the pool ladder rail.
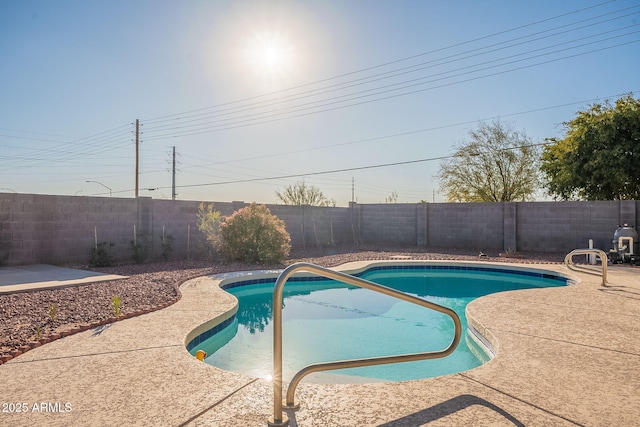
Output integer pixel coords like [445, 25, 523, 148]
[564, 249, 608, 285]
[268, 262, 462, 427]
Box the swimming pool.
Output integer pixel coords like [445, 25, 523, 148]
[187, 262, 570, 383]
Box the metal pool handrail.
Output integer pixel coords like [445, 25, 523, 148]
[564, 249, 608, 285]
[268, 262, 462, 427]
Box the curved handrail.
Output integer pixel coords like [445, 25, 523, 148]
[564, 249, 608, 285]
[268, 262, 462, 427]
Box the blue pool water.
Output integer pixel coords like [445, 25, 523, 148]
[188, 265, 568, 383]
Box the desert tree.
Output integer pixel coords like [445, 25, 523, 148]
[275, 180, 336, 206]
[438, 120, 542, 202]
[384, 190, 398, 203]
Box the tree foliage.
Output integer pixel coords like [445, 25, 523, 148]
[275, 181, 335, 206]
[196, 202, 223, 259]
[219, 203, 291, 264]
[384, 190, 398, 203]
[541, 94, 640, 200]
[438, 120, 541, 202]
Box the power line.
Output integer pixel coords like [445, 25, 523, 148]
[143, 31, 640, 139]
[146, 42, 639, 142]
[173, 91, 637, 170]
[0, 124, 132, 169]
[6, 90, 636, 193]
[111, 142, 549, 195]
[142, 5, 639, 133]
[0, 136, 132, 169]
[3, 2, 631, 173]
[140, 0, 618, 125]
[137, 90, 638, 197]
[3, 2, 636, 198]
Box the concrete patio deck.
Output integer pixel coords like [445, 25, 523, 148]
[0, 261, 638, 426]
[0, 264, 126, 294]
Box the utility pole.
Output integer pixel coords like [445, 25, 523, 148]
[351, 177, 355, 204]
[172, 146, 176, 200]
[135, 119, 139, 198]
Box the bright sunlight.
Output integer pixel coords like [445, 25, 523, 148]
[243, 31, 297, 81]
[215, 2, 326, 92]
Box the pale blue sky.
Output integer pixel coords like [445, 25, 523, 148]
[1, 0, 639, 204]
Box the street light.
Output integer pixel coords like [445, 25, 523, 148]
[86, 180, 112, 197]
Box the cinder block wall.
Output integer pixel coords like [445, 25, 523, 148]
[0, 192, 638, 266]
[357, 204, 419, 245]
[427, 202, 505, 250]
[516, 200, 637, 252]
[148, 199, 237, 260]
[0, 194, 141, 266]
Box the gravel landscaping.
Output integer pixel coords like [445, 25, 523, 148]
[0, 246, 564, 363]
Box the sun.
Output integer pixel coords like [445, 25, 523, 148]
[244, 31, 296, 81]
[217, 3, 323, 91]
[262, 45, 284, 70]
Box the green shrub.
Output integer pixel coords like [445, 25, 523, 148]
[112, 295, 122, 317]
[48, 303, 58, 322]
[219, 203, 291, 264]
[160, 232, 173, 262]
[197, 202, 223, 260]
[129, 240, 147, 264]
[34, 324, 42, 340]
[89, 242, 114, 267]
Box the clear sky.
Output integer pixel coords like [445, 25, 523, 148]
[1, 0, 639, 205]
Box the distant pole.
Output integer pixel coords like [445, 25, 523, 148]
[351, 177, 355, 203]
[172, 146, 176, 200]
[135, 119, 140, 198]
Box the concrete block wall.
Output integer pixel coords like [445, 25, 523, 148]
[265, 204, 302, 248]
[516, 201, 625, 253]
[427, 203, 505, 250]
[265, 204, 353, 249]
[618, 200, 637, 226]
[357, 204, 418, 245]
[503, 203, 517, 252]
[147, 200, 236, 260]
[135, 201, 354, 259]
[301, 205, 353, 248]
[416, 203, 428, 246]
[146, 199, 198, 260]
[0, 194, 139, 265]
[1, 192, 638, 266]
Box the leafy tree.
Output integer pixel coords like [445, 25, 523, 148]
[541, 94, 640, 200]
[385, 190, 398, 203]
[438, 120, 541, 202]
[275, 181, 335, 206]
